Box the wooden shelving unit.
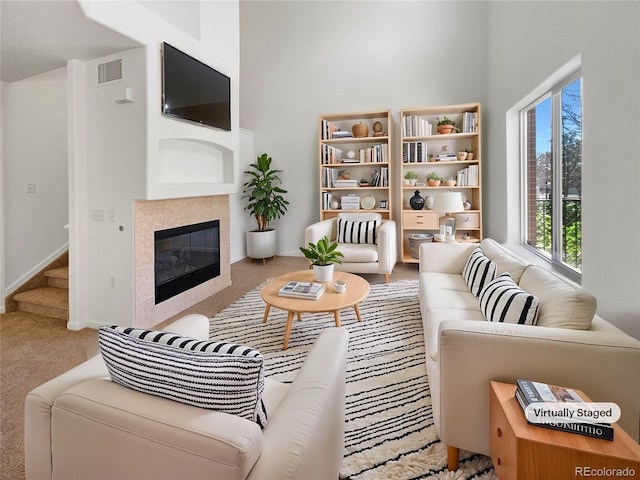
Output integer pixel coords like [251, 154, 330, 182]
[318, 110, 392, 220]
[399, 103, 482, 263]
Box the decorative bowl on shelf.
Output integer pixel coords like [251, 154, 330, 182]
[361, 194, 376, 210]
[352, 122, 369, 138]
[444, 179, 457, 187]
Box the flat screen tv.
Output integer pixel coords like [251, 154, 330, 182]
[161, 42, 231, 131]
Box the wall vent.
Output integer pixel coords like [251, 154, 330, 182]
[98, 60, 123, 84]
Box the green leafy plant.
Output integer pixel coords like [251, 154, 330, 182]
[243, 153, 289, 232]
[404, 171, 418, 180]
[426, 172, 443, 181]
[437, 116, 455, 127]
[299, 236, 344, 266]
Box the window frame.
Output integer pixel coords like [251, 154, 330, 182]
[519, 70, 583, 283]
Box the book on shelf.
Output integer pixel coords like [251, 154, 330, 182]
[334, 179, 359, 188]
[402, 115, 432, 137]
[278, 281, 326, 300]
[456, 165, 479, 186]
[332, 131, 352, 139]
[515, 379, 614, 441]
[436, 153, 457, 162]
[358, 144, 388, 163]
[403, 141, 428, 163]
[462, 111, 478, 133]
[321, 144, 343, 165]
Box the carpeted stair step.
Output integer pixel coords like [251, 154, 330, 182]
[45, 266, 69, 290]
[13, 287, 69, 321]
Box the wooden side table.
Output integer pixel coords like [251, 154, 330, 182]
[489, 381, 640, 479]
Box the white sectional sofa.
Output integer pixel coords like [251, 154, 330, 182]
[418, 238, 640, 470]
[25, 314, 349, 480]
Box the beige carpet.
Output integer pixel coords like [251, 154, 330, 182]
[1, 257, 417, 480]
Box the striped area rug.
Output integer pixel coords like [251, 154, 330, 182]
[209, 280, 496, 480]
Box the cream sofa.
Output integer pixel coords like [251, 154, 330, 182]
[418, 238, 640, 470]
[25, 314, 349, 480]
[305, 212, 397, 282]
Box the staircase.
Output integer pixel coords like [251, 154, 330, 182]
[12, 266, 69, 320]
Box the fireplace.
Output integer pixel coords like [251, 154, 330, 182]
[154, 220, 220, 304]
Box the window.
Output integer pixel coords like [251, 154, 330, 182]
[522, 73, 582, 278]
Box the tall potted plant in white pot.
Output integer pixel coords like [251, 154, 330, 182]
[299, 236, 344, 282]
[243, 153, 289, 262]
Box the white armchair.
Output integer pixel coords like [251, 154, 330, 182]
[304, 213, 397, 283]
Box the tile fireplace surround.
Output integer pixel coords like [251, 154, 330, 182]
[134, 195, 231, 328]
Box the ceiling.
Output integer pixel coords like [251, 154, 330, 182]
[1, 0, 141, 82]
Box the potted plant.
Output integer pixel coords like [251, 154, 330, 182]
[404, 171, 418, 186]
[338, 169, 350, 180]
[457, 150, 468, 161]
[465, 148, 475, 160]
[243, 153, 289, 261]
[299, 236, 344, 282]
[426, 172, 443, 187]
[436, 116, 457, 135]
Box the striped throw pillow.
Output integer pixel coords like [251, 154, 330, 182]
[479, 273, 540, 325]
[99, 326, 267, 427]
[337, 218, 379, 244]
[463, 247, 497, 296]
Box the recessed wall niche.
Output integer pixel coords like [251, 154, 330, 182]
[157, 138, 234, 185]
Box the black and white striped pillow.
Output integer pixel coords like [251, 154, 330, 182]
[463, 247, 497, 296]
[337, 218, 379, 244]
[479, 273, 540, 325]
[99, 326, 267, 427]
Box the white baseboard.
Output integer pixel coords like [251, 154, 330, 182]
[5, 243, 69, 296]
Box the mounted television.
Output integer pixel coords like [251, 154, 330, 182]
[161, 42, 231, 131]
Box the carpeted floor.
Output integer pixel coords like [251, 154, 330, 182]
[208, 279, 496, 480]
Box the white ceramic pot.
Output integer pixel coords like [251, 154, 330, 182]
[313, 263, 334, 283]
[246, 229, 277, 259]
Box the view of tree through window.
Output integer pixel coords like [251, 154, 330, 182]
[524, 76, 582, 274]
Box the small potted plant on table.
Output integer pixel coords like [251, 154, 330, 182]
[300, 236, 344, 282]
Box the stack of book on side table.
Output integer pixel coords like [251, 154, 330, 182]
[278, 281, 326, 300]
[515, 379, 614, 441]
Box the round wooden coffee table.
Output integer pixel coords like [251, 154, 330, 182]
[261, 270, 370, 350]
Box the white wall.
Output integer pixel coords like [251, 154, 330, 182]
[66, 0, 240, 328]
[2, 68, 69, 292]
[71, 48, 147, 328]
[239, 1, 489, 255]
[231, 129, 256, 263]
[485, 1, 640, 338]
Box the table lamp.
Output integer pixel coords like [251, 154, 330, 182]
[433, 191, 464, 241]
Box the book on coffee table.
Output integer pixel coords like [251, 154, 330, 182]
[278, 281, 326, 300]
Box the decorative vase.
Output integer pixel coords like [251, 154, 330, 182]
[409, 190, 425, 210]
[425, 195, 434, 210]
[457, 151, 468, 161]
[352, 122, 369, 138]
[330, 199, 340, 210]
[313, 263, 334, 283]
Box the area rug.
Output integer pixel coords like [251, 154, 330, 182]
[209, 280, 497, 480]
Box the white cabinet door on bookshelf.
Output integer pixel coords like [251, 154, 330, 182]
[318, 110, 392, 219]
[399, 103, 483, 263]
